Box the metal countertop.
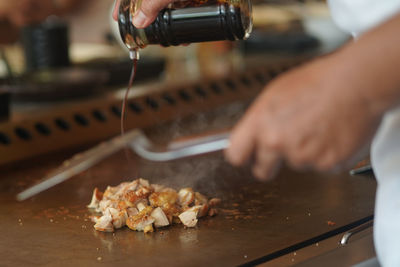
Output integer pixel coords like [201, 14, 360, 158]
[0, 147, 376, 266]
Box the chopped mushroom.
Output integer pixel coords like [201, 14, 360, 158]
[126, 215, 155, 232]
[138, 178, 150, 188]
[107, 207, 128, 229]
[124, 180, 139, 192]
[87, 188, 103, 209]
[195, 192, 208, 205]
[117, 200, 129, 210]
[88, 178, 219, 234]
[208, 208, 218, 217]
[178, 188, 195, 207]
[151, 207, 170, 228]
[185, 204, 209, 218]
[113, 182, 130, 198]
[161, 187, 177, 193]
[124, 191, 146, 206]
[114, 210, 128, 229]
[162, 203, 181, 223]
[103, 186, 118, 200]
[199, 205, 210, 218]
[127, 207, 139, 217]
[151, 184, 165, 192]
[90, 215, 101, 224]
[179, 210, 198, 228]
[94, 210, 114, 232]
[97, 199, 118, 213]
[136, 201, 148, 212]
[208, 198, 221, 207]
[149, 191, 178, 207]
[126, 206, 155, 232]
[143, 224, 154, 233]
[197, 204, 209, 218]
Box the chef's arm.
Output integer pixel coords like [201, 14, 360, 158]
[226, 11, 400, 179]
[338, 12, 400, 115]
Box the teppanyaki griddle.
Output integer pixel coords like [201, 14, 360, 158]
[0, 144, 376, 266]
[0, 56, 375, 266]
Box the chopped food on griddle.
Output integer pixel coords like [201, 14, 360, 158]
[88, 178, 220, 233]
[178, 210, 198, 228]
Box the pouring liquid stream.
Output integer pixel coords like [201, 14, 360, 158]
[120, 50, 139, 164]
[121, 55, 138, 136]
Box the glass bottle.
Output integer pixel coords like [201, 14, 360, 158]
[117, 0, 253, 59]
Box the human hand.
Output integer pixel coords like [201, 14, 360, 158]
[225, 54, 383, 181]
[112, 0, 175, 28]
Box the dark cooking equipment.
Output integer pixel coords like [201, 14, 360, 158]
[21, 18, 70, 72]
[8, 68, 108, 102]
[0, 89, 10, 121]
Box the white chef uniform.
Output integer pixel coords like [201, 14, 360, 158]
[327, 1, 400, 266]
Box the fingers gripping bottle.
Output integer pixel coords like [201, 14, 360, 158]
[117, 0, 253, 59]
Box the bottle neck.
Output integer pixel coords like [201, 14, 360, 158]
[118, 0, 148, 50]
[129, 49, 140, 60]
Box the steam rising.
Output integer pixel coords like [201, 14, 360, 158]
[138, 101, 250, 194]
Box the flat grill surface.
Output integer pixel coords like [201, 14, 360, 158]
[0, 117, 376, 266]
[0, 61, 376, 265]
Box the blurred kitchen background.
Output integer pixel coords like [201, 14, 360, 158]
[0, 0, 349, 122]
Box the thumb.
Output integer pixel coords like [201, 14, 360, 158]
[133, 0, 175, 28]
[112, 0, 120, 21]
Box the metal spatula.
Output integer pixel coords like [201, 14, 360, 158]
[131, 130, 230, 161]
[17, 129, 230, 201]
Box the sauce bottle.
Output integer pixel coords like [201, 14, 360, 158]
[117, 0, 253, 59]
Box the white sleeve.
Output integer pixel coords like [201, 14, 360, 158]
[371, 107, 400, 267]
[327, 0, 400, 37]
[328, 2, 400, 266]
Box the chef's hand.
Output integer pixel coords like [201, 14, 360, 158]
[225, 53, 384, 180]
[113, 0, 174, 28]
[226, 11, 400, 181]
